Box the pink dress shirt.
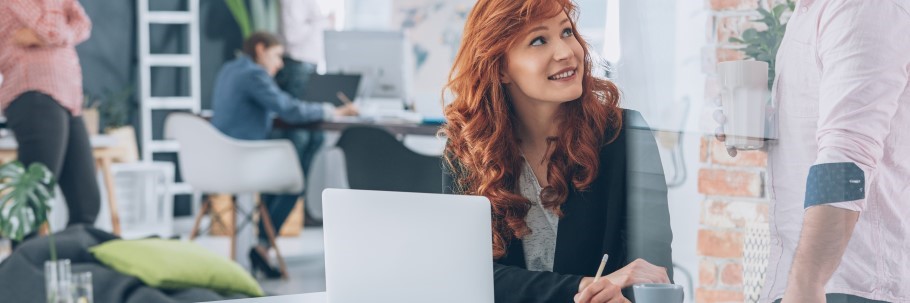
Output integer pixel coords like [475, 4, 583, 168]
[762, 0, 910, 302]
[0, 0, 92, 116]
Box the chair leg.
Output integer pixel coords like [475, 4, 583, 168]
[230, 198, 239, 261]
[189, 197, 211, 241]
[258, 202, 289, 279]
[300, 197, 306, 232]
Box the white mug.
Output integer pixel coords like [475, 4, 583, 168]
[717, 60, 769, 150]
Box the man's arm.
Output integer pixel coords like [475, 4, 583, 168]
[246, 69, 329, 124]
[782, 1, 910, 301]
[783, 206, 859, 302]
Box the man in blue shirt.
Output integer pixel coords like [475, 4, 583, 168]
[212, 32, 357, 139]
[211, 32, 357, 278]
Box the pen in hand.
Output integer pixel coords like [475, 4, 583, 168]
[593, 254, 609, 283]
[336, 91, 354, 106]
[334, 91, 359, 116]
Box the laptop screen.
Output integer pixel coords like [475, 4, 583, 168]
[300, 74, 362, 106]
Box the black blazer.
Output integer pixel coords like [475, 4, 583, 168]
[443, 110, 674, 303]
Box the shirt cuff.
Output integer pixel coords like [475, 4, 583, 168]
[804, 162, 866, 211]
[321, 103, 335, 121]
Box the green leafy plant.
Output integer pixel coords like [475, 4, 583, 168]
[729, 0, 796, 89]
[84, 86, 135, 130]
[225, 0, 253, 39]
[0, 161, 58, 260]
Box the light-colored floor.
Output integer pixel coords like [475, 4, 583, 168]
[257, 227, 327, 296]
[190, 226, 328, 296]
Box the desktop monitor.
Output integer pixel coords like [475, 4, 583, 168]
[324, 31, 411, 101]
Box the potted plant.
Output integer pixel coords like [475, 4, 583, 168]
[729, 0, 796, 90]
[81, 86, 137, 163]
[82, 94, 101, 136]
[225, 0, 279, 40]
[99, 86, 139, 163]
[0, 161, 55, 245]
[225, 0, 253, 39]
[0, 161, 70, 303]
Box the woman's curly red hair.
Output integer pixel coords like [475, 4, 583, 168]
[443, 0, 623, 259]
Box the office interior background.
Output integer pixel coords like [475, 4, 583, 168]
[0, 0, 791, 302]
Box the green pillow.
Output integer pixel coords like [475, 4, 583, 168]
[90, 238, 264, 297]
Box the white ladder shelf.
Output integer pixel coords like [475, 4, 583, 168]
[137, 0, 201, 196]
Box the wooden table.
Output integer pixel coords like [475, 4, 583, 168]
[0, 135, 126, 235]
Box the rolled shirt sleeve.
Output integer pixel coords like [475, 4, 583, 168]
[321, 103, 335, 121]
[806, 0, 910, 211]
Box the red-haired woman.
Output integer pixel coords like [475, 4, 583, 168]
[442, 1, 673, 302]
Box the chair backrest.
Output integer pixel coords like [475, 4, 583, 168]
[336, 126, 442, 193]
[163, 112, 304, 194]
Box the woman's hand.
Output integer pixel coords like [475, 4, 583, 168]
[12, 28, 45, 47]
[575, 278, 628, 303]
[602, 258, 670, 289]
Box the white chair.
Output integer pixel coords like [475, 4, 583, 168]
[164, 112, 303, 279]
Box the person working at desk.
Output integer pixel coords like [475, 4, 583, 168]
[211, 31, 357, 278]
[0, 0, 101, 247]
[442, 0, 673, 302]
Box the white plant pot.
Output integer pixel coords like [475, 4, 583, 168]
[104, 126, 139, 163]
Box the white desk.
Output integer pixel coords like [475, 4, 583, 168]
[211, 292, 326, 303]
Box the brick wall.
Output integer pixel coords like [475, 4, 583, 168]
[696, 138, 768, 303]
[697, 0, 785, 302]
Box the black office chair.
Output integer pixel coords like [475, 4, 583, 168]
[336, 126, 443, 193]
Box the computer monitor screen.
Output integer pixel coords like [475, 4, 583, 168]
[324, 31, 410, 100]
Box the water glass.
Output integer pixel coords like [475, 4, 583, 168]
[45, 259, 73, 303]
[72, 272, 93, 303]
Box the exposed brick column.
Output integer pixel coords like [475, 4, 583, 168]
[697, 138, 770, 303]
[697, 0, 784, 302]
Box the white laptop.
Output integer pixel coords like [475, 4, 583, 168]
[322, 189, 494, 303]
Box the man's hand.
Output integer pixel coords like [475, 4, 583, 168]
[712, 109, 740, 157]
[334, 103, 359, 117]
[12, 28, 45, 47]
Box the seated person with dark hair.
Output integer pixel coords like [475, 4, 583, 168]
[211, 31, 357, 278]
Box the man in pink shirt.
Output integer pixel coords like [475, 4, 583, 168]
[0, 0, 100, 243]
[719, 0, 910, 302]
